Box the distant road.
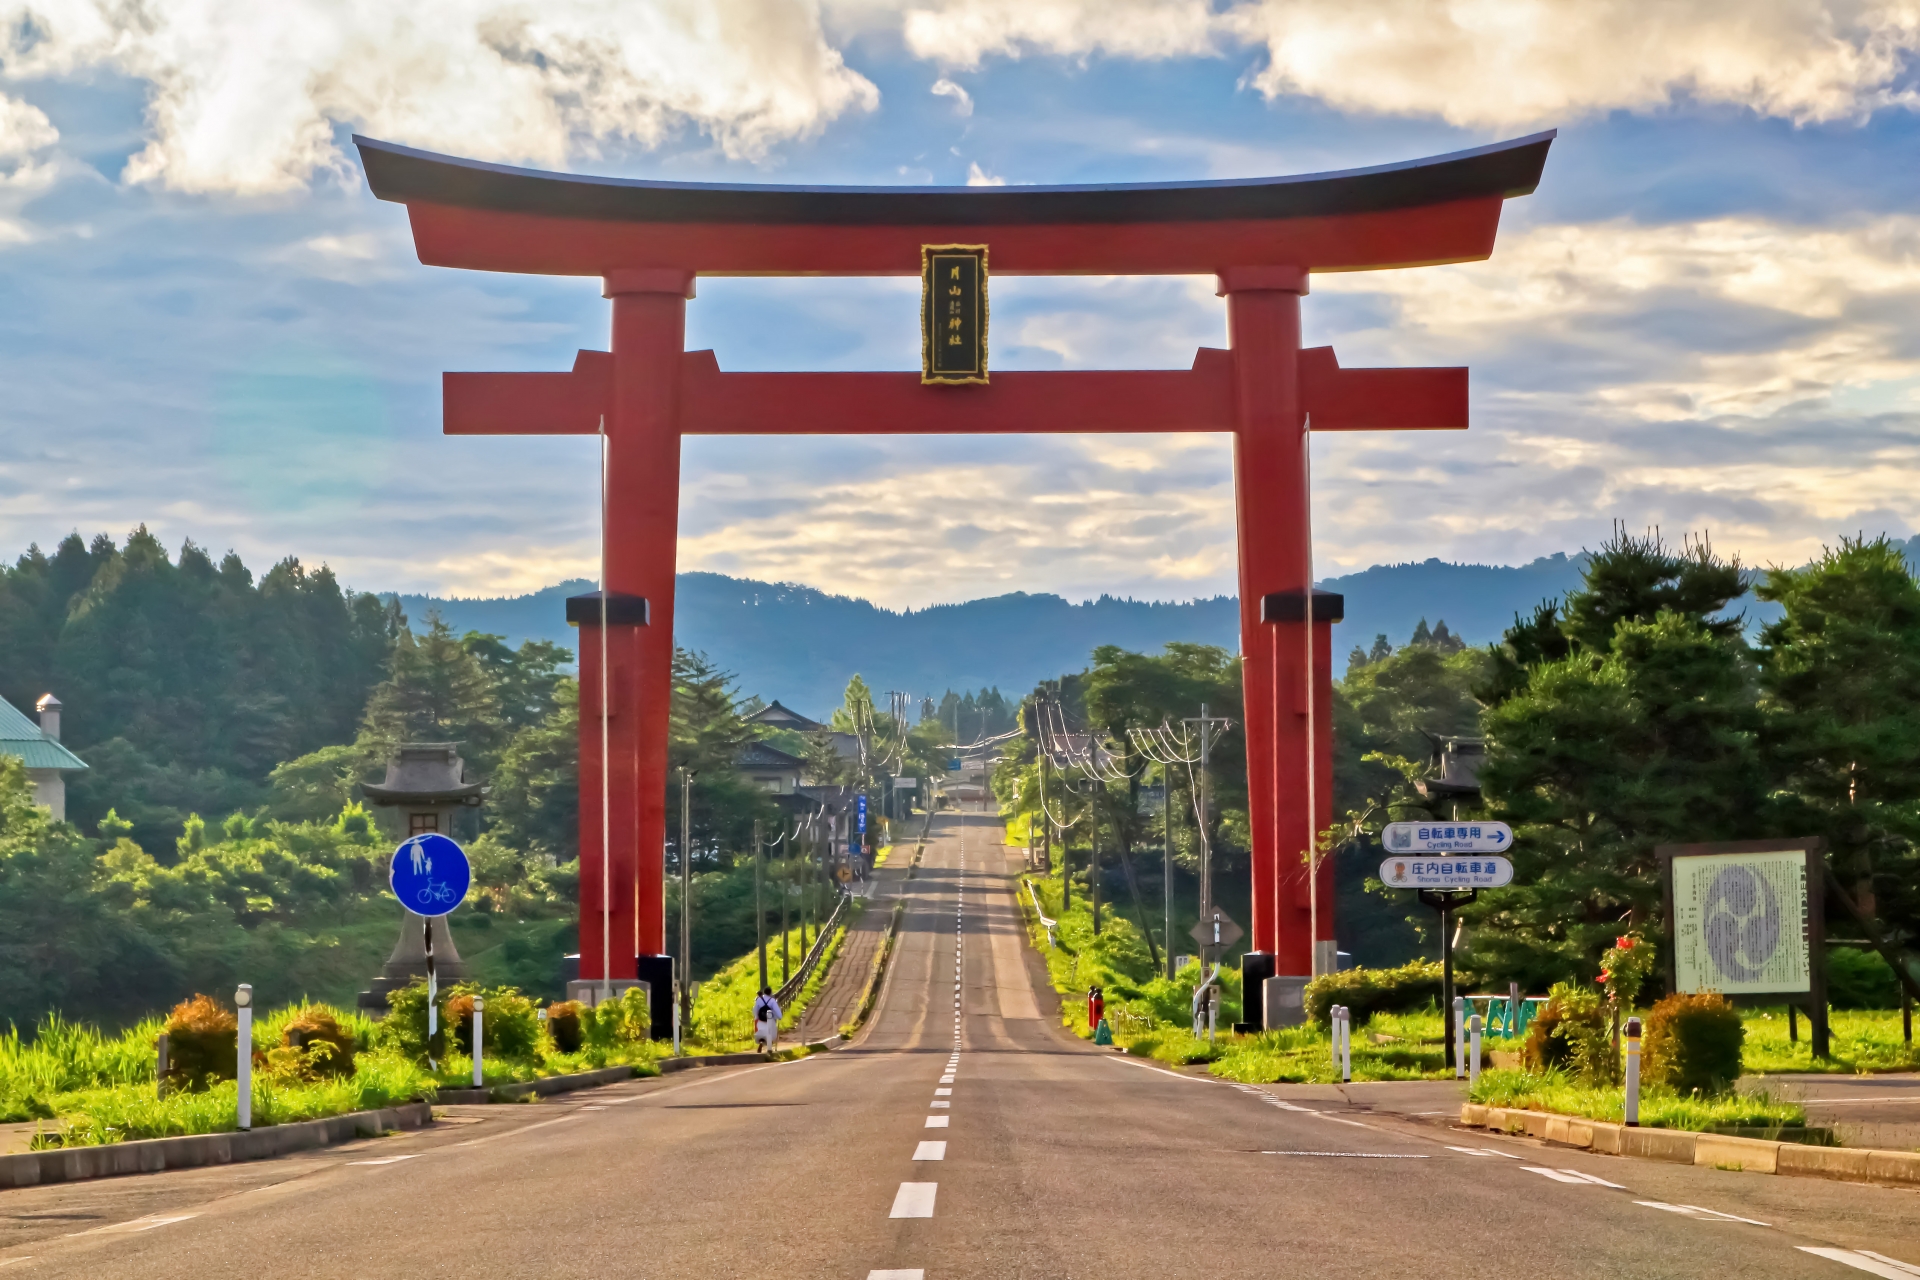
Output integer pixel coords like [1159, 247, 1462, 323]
[4, 814, 1914, 1277]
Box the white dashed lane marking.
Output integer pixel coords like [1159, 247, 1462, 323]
[1636, 1202, 1769, 1226]
[925, 1115, 949, 1128]
[868, 1271, 926, 1279]
[1799, 1248, 1920, 1277]
[889, 1180, 938, 1219]
[1523, 1167, 1626, 1188]
[913, 1141, 947, 1160]
[1447, 1145, 1525, 1159]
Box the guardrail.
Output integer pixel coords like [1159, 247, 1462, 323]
[1023, 878, 1057, 947]
[775, 890, 852, 1007]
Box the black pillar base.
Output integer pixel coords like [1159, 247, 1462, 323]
[1235, 951, 1276, 1034]
[637, 954, 675, 1041]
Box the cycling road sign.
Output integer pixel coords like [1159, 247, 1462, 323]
[390, 832, 471, 918]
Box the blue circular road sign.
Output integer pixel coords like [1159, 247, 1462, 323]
[389, 832, 471, 918]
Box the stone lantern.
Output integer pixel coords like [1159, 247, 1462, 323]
[356, 743, 485, 1010]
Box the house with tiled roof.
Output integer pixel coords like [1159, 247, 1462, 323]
[0, 694, 87, 821]
[738, 740, 806, 795]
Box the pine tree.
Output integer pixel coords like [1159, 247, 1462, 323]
[1469, 533, 1762, 989]
[1757, 535, 1920, 938]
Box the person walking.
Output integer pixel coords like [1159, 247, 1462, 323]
[752, 986, 782, 1054]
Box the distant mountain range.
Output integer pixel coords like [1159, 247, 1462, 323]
[390, 554, 1618, 720]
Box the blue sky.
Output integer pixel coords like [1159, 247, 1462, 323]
[3, 1, 1919, 607]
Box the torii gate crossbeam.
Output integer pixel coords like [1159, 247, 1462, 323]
[358, 131, 1552, 1035]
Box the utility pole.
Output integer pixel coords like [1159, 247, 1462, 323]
[1089, 793, 1101, 935]
[1182, 704, 1233, 933]
[754, 817, 766, 990]
[1164, 765, 1176, 980]
[679, 768, 693, 1038]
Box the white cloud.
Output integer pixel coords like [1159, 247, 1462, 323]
[899, 0, 1219, 68]
[930, 77, 974, 115]
[965, 160, 1005, 185]
[0, 92, 59, 244]
[893, 0, 1920, 126]
[2, 0, 879, 195]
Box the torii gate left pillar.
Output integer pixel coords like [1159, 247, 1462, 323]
[356, 129, 1552, 1036]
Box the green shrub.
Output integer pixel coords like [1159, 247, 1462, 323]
[444, 987, 543, 1059]
[589, 988, 654, 1047]
[1643, 992, 1743, 1094]
[546, 1001, 585, 1053]
[1827, 948, 1901, 1010]
[277, 1007, 357, 1078]
[1522, 982, 1614, 1085]
[375, 983, 445, 1060]
[1304, 961, 1443, 1029]
[163, 994, 238, 1090]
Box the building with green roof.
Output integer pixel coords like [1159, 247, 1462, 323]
[0, 693, 87, 821]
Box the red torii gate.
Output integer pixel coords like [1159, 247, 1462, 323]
[357, 131, 1551, 1033]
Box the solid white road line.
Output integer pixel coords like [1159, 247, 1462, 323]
[348, 1154, 419, 1165]
[1635, 1201, 1770, 1226]
[1262, 1151, 1430, 1158]
[914, 1141, 948, 1160]
[1521, 1167, 1625, 1187]
[69, 1215, 199, 1237]
[1799, 1248, 1920, 1277]
[890, 1182, 938, 1218]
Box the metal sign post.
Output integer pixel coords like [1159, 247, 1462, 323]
[388, 832, 471, 1070]
[1416, 887, 1478, 1070]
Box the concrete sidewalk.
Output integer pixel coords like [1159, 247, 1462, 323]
[1750, 1071, 1920, 1151]
[791, 830, 921, 1042]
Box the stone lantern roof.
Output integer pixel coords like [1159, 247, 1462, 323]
[361, 743, 485, 807]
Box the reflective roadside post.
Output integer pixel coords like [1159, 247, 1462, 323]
[472, 996, 485, 1088]
[235, 984, 253, 1131]
[1468, 1012, 1483, 1088]
[1453, 996, 1466, 1079]
[1623, 1016, 1642, 1127]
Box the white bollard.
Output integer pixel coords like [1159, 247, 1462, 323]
[472, 996, 485, 1088]
[1342, 1006, 1353, 1082]
[1330, 1004, 1342, 1076]
[1468, 1013, 1483, 1088]
[234, 983, 253, 1131]
[1453, 996, 1466, 1079]
[1623, 1016, 1642, 1127]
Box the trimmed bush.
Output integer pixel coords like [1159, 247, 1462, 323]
[1827, 947, 1901, 1010]
[1643, 992, 1743, 1094]
[163, 994, 238, 1091]
[1521, 982, 1613, 1084]
[1304, 961, 1443, 1029]
[446, 987, 543, 1058]
[546, 1001, 585, 1053]
[280, 1007, 357, 1078]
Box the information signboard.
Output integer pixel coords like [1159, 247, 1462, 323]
[1668, 846, 1814, 994]
[1379, 855, 1513, 890]
[1383, 820, 1511, 854]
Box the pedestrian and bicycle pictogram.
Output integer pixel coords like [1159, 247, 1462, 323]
[388, 832, 471, 918]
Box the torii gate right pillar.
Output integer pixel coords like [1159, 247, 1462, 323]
[1225, 265, 1336, 1018]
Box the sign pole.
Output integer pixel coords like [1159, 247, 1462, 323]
[755, 818, 767, 991]
[425, 915, 438, 1069]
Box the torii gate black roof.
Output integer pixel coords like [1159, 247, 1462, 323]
[355, 131, 1554, 228]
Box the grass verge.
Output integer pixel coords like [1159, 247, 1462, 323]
[1469, 1067, 1807, 1131]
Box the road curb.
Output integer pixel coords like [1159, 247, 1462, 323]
[436, 1064, 640, 1103]
[841, 899, 907, 1040]
[0, 1101, 433, 1190]
[1459, 1104, 1920, 1187]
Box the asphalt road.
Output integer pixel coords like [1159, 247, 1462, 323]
[3, 812, 1917, 1278]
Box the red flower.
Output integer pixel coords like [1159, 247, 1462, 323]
[1597, 970, 1611, 983]
[1616, 936, 1634, 950]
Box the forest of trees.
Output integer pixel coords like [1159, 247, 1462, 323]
[0, 529, 957, 1029]
[993, 530, 1919, 1003]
